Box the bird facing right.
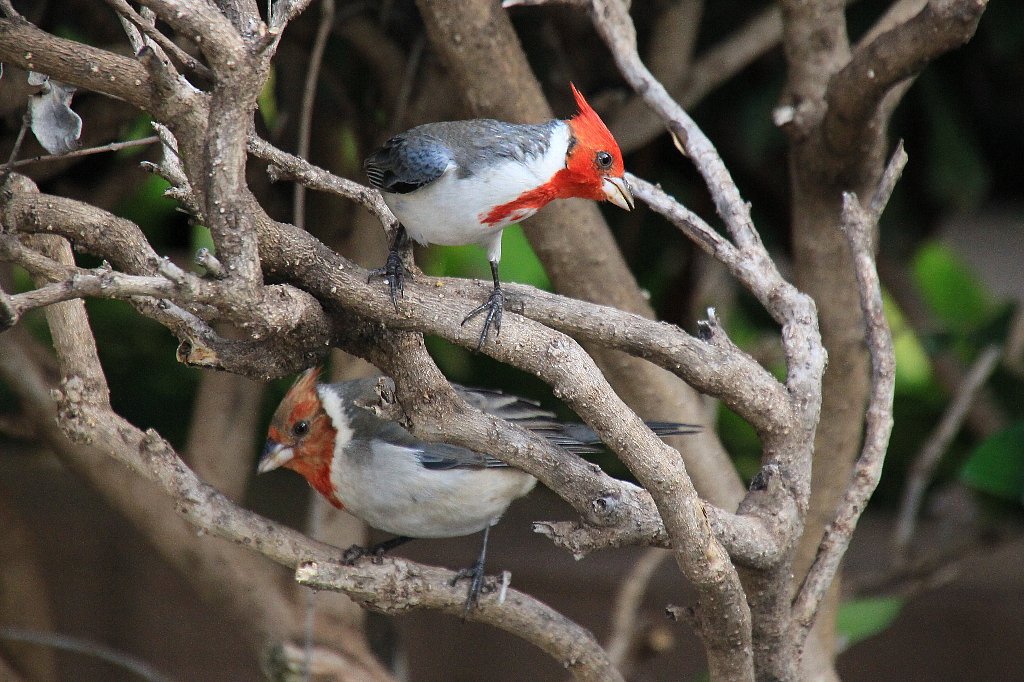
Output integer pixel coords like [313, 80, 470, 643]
[364, 84, 634, 349]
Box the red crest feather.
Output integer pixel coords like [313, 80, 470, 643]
[568, 83, 624, 176]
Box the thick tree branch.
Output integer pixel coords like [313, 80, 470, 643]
[790, 145, 903, 642]
[2, 174, 787, 567]
[824, 0, 988, 157]
[0, 17, 155, 113]
[53, 389, 621, 681]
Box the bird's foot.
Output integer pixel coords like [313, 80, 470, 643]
[461, 286, 503, 351]
[342, 536, 411, 565]
[367, 249, 406, 311]
[451, 559, 489, 618]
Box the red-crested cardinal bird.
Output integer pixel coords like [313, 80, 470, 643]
[258, 368, 697, 613]
[364, 84, 634, 349]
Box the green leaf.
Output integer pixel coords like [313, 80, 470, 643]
[960, 421, 1024, 502]
[258, 66, 279, 132]
[191, 224, 215, 255]
[837, 597, 904, 650]
[884, 290, 932, 390]
[912, 241, 992, 333]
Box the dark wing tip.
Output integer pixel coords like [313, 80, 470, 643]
[364, 162, 386, 190]
[646, 421, 703, 437]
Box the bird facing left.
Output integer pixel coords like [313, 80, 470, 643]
[258, 368, 542, 614]
[259, 368, 699, 613]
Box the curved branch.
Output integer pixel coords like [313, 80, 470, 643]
[790, 145, 903, 642]
[2, 171, 794, 568]
[612, 5, 783, 154]
[824, 0, 988, 156]
[297, 560, 620, 680]
[586, 0, 759, 253]
[59, 389, 622, 681]
[0, 17, 155, 112]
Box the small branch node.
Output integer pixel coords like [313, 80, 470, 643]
[194, 247, 226, 278]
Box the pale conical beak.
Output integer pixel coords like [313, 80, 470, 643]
[603, 176, 634, 211]
[258, 440, 294, 474]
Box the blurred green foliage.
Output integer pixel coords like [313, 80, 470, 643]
[961, 422, 1024, 503]
[912, 242, 993, 337]
[837, 597, 905, 650]
[420, 225, 551, 291]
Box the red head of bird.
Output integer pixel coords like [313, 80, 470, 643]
[559, 83, 633, 210]
[258, 367, 344, 508]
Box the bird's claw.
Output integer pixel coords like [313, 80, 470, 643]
[341, 544, 369, 565]
[368, 249, 406, 311]
[342, 537, 407, 565]
[461, 286, 504, 351]
[451, 559, 488, 618]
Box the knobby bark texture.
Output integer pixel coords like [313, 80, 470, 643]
[777, 0, 987, 669]
[0, 0, 985, 679]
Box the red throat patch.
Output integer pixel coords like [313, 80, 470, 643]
[480, 84, 626, 227]
[268, 368, 345, 509]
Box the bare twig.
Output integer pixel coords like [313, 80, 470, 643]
[3, 135, 159, 170]
[105, 0, 212, 81]
[613, 4, 783, 154]
[605, 548, 671, 672]
[0, 627, 176, 682]
[292, 0, 335, 230]
[892, 344, 1002, 557]
[791, 143, 904, 641]
[585, 0, 761, 253]
[249, 134, 397, 231]
[1, 111, 31, 185]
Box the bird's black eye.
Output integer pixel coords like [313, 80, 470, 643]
[595, 151, 613, 169]
[292, 420, 310, 437]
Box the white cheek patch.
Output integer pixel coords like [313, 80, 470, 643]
[316, 386, 354, 454]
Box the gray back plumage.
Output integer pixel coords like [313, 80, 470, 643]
[364, 119, 563, 195]
[326, 377, 699, 471]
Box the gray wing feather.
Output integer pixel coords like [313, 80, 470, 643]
[332, 378, 700, 472]
[364, 119, 562, 194]
[364, 131, 452, 194]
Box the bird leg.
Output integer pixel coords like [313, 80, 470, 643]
[341, 535, 412, 565]
[367, 224, 409, 311]
[461, 260, 504, 351]
[450, 525, 491, 617]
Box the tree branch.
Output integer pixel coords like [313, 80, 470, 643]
[824, 0, 988, 157]
[790, 144, 903, 642]
[54, 386, 621, 680]
[892, 344, 1002, 557]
